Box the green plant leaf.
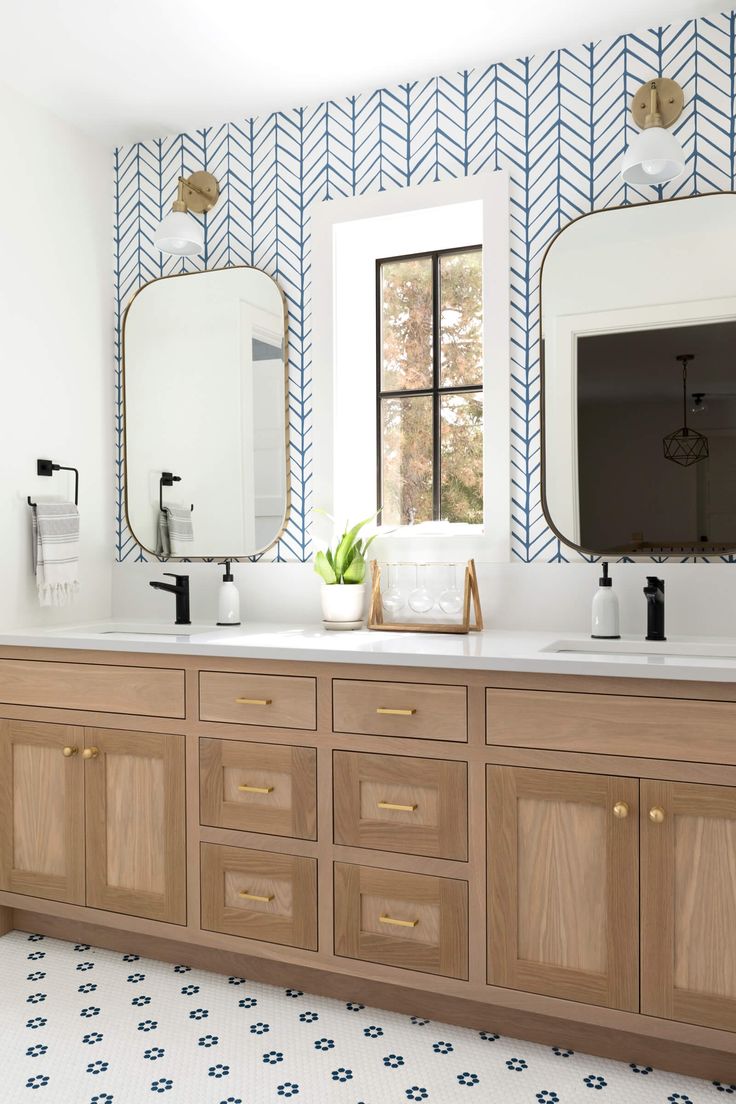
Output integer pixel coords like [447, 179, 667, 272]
[313, 550, 337, 585]
[334, 515, 373, 578]
[343, 553, 366, 584]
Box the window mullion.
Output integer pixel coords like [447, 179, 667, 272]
[432, 251, 441, 521]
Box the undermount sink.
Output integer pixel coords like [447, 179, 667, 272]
[48, 622, 219, 639]
[543, 637, 736, 660]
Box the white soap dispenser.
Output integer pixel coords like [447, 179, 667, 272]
[216, 560, 242, 626]
[591, 561, 620, 639]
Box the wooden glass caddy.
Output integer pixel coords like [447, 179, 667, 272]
[368, 559, 483, 634]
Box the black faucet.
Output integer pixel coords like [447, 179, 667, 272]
[149, 573, 190, 625]
[643, 576, 665, 641]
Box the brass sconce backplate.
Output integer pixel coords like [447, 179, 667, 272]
[631, 77, 684, 130]
[182, 171, 220, 213]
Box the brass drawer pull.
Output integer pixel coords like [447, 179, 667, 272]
[82, 747, 99, 760]
[239, 890, 275, 903]
[380, 914, 418, 928]
[235, 697, 272, 706]
[377, 801, 417, 812]
[62, 746, 78, 758]
[376, 707, 416, 716]
[649, 806, 666, 824]
[238, 784, 274, 795]
[612, 802, 629, 819]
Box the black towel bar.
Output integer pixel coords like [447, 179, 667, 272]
[27, 458, 79, 507]
[159, 471, 194, 513]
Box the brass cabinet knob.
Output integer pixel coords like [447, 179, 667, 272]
[82, 747, 99, 760]
[62, 746, 78, 758]
[649, 806, 666, 824]
[613, 801, 630, 819]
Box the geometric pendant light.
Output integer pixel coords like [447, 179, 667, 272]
[663, 354, 709, 466]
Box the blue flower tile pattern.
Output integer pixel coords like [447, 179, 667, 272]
[0, 930, 726, 1102]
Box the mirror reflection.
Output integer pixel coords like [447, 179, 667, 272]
[542, 193, 736, 555]
[123, 267, 289, 559]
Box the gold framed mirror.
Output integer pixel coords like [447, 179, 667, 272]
[122, 265, 290, 560]
[540, 192, 736, 556]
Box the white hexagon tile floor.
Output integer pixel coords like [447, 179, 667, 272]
[0, 930, 733, 1103]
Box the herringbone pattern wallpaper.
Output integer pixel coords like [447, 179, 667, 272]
[114, 12, 736, 562]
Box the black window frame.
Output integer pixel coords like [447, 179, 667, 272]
[375, 244, 483, 525]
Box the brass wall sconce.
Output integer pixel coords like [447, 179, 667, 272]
[621, 77, 686, 186]
[154, 171, 220, 257]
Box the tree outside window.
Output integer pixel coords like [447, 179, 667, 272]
[377, 246, 483, 526]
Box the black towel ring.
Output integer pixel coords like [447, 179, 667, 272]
[159, 472, 194, 513]
[27, 458, 79, 507]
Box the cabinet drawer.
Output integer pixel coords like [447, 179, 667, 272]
[333, 680, 467, 742]
[486, 688, 736, 764]
[0, 659, 184, 719]
[201, 843, 317, 950]
[200, 738, 317, 839]
[199, 672, 317, 730]
[333, 751, 467, 860]
[334, 862, 468, 979]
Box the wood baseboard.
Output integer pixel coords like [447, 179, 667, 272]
[12, 909, 736, 1084]
[0, 907, 13, 936]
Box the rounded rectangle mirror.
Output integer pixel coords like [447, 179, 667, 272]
[541, 192, 736, 556]
[123, 266, 289, 559]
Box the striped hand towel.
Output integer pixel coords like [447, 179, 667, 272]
[31, 500, 80, 607]
[156, 504, 194, 558]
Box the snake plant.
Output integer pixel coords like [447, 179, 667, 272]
[313, 515, 376, 585]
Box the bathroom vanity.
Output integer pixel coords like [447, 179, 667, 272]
[0, 627, 734, 1081]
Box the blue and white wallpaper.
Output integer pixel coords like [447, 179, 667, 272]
[113, 12, 736, 563]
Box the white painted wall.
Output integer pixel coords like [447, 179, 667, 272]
[113, 558, 736, 639]
[0, 80, 112, 630]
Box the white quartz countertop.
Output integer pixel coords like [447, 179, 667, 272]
[2, 622, 736, 682]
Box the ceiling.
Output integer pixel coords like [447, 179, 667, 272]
[0, 0, 724, 146]
[578, 320, 736, 401]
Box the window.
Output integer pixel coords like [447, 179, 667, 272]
[376, 246, 483, 526]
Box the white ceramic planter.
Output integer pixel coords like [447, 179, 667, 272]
[320, 582, 366, 625]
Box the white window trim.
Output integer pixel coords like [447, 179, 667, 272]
[310, 171, 511, 562]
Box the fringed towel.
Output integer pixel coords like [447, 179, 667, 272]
[31, 500, 80, 607]
[156, 505, 194, 558]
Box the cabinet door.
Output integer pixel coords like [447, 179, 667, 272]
[487, 766, 639, 1010]
[641, 779, 736, 1031]
[85, 728, 186, 924]
[0, 719, 85, 904]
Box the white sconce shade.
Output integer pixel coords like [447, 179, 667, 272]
[621, 125, 685, 186]
[153, 172, 219, 256]
[153, 210, 204, 257]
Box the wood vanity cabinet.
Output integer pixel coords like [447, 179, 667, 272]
[0, 718, 186, 924]
[641, 779, 736, 1032]
[84, 728, 186, 924]
[486, 762, 736, 1030]
[1, 650, 735, 1083]
[0, 719, 85, 905]
[487, 766, 639, 1011]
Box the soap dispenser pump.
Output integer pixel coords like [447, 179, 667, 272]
[591, 561, 620, 639]
[216, 560, 241, 626]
